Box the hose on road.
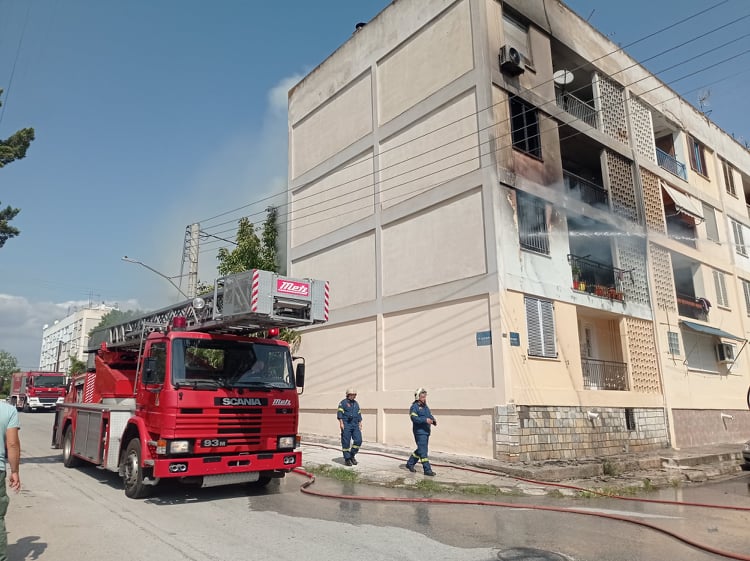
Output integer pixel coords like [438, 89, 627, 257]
[294, 443, 750, 561]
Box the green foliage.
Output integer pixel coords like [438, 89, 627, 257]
[0, 350, 19, 395]
[0, 89, 35, 249]
[68, 355, 87, 376]
[91, 309, 144, 334]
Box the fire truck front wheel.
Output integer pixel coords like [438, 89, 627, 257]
[62, 427, 81, 468]
[122, 438, 152, 499]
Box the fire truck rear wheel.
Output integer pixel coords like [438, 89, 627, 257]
[248, 476, 272, 488]
[122, 438, 152, 499]
[62, 427, 81, 468]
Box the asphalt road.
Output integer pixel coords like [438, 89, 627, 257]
[8, 410, 749, 561]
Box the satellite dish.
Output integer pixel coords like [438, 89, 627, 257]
[553, 70, 574, 86]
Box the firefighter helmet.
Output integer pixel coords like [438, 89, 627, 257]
[414, 387, 427, 399]
[346, 387, 357, 396]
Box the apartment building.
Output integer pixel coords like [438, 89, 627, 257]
[39, 304, 115, 373]
[286, 0, 750, 460]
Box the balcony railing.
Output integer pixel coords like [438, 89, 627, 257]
[568, 254, 630, 300]
[676, 293, 709, 321]
[555, 88, 598, 129]
[564, 170, 609, 207]
[582, 358, 629, 390]
[656, 147, 687, 181]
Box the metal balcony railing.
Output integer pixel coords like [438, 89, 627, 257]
[555, 88, 598, 129]
[568, 254, 630, 300]
[656, 147, 687, 181]
[563, 170, 608, 207]
[676, 292, 709, 321]
[582, 358, 629, 390]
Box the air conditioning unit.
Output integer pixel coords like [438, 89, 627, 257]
[499, 45, 524, 76]
[715, 342, 735, 363]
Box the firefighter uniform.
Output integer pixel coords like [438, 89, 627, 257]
[337, 390, 362, 465]
[405, 388, 436, 476]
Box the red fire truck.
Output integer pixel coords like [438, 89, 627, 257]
[8, 371, 68, 412]
[51, 269, 329, 498]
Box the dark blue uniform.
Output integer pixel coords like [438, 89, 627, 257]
[337, 398, 362, 462]
[405, 400, 436, 474]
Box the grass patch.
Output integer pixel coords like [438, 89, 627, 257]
[414, 479, 446, 493]
[305, 464, 359, 482]
[602, 460, 619, 476]
[546, 488, 564, 498]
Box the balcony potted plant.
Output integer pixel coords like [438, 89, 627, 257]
[571, 265, 582, 290]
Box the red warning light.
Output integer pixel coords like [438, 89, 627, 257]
[267, 327, 280, 338]
[172, 316, 187, 330]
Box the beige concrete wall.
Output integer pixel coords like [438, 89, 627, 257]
[291, 151, 375, 247]
[379, 90, 480, 208]
[291, 72, 373, 178]
[377, 0, 474, 125]
[382, 189, 487, 296]
[291, 233, 376, 310]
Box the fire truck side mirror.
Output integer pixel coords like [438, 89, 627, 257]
[143, 358, 157, 384]
[295, 363, 306, 388]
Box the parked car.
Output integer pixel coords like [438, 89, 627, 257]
[743, 440, 750, 466]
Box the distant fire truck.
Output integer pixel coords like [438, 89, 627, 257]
[52, 269, 329, 498]
[8, 371, 68, 412]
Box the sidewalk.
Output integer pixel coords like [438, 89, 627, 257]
[300, 435, 747, 496]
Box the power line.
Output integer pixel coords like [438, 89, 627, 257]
[0, 0, 32, 130]
[195, 0, 734, 229]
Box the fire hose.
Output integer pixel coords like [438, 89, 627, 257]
[294, 443, 750, 561]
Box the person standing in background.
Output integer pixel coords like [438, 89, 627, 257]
[405, 388, 436, 476]
[337, 388, 362, 466]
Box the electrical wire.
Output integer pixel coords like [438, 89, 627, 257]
[0, 0, 32, 130]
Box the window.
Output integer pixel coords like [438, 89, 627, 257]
[713, 269, 729, 307]
[688, 136, 708, 177]
[502, 10, 532, 64]
[667, 331, 680, 355]
[525, 296, 557, 358]
[625, 408, 636, 431]
[682, 331, 720, 373]
[517, 191, 549, 254]
[510, 96, 541, 158]
[742, 279, 750, 316]
[149, 343, 167, 383]
[731, 220, 747, 257]
[721, 159, 736, 196]
[702, 203, 719, 242]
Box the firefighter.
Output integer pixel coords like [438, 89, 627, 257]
[405, 388, 437, 476]
[337, 388, 362, 466]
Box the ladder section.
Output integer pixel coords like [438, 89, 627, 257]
[89, 269, 330, 350]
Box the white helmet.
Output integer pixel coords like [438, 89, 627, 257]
[414, 387, 427, 399]
[345, 388, 357, 396]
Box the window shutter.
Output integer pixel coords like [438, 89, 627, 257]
[713, 270, 728, 307]
[525, 296, 556, 358]
[732, 221, 747, 256]
[743, 279, 750, 316]
[702, 203, 719, 242]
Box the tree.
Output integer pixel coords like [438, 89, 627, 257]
[0, 350, 19, 396]
[91, 309, 144, 334]
[213, 208, 301, 352]
[68, 355, 87, 376]
[0, 88, 35, 249]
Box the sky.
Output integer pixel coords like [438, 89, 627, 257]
[1, 0, 749, 370]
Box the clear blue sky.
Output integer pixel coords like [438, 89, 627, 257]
[1, 0, 748, 369]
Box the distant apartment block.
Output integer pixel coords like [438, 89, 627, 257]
[287, 0, 750, 460]
[39, 305, 116, 373]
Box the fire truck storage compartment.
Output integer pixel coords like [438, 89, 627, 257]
[73, 409, 106, 464]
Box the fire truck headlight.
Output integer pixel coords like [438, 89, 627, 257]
[277, 436, 295, 450]
[169, 440, 191, 454]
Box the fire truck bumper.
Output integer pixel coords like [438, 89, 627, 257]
[152, 450, 301, 479]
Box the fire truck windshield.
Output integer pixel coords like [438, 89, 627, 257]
[170, 339, 295, 390]
[34, 375, 67, 388]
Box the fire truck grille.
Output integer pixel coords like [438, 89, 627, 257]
[176, 407, 295, 448]
[39, 398, 58, 404]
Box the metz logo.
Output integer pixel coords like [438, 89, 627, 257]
[276, 279, 310, 297]
[272, 399, 292, 406]
[216, 397, 267, 406]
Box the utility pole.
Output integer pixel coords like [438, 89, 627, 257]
[181, 223, 200, 298]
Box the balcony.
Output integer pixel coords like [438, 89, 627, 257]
[676, 293, 709, 321]
[564, 170, 608, 207]
[582, 358, 629, 390]
[656, 148, 687, 181]
[568, 254, 629, 301]
[556, 88, 598, 129]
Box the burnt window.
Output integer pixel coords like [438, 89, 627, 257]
[517, 191, 549, 254]
[510, 96, 541, 158]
